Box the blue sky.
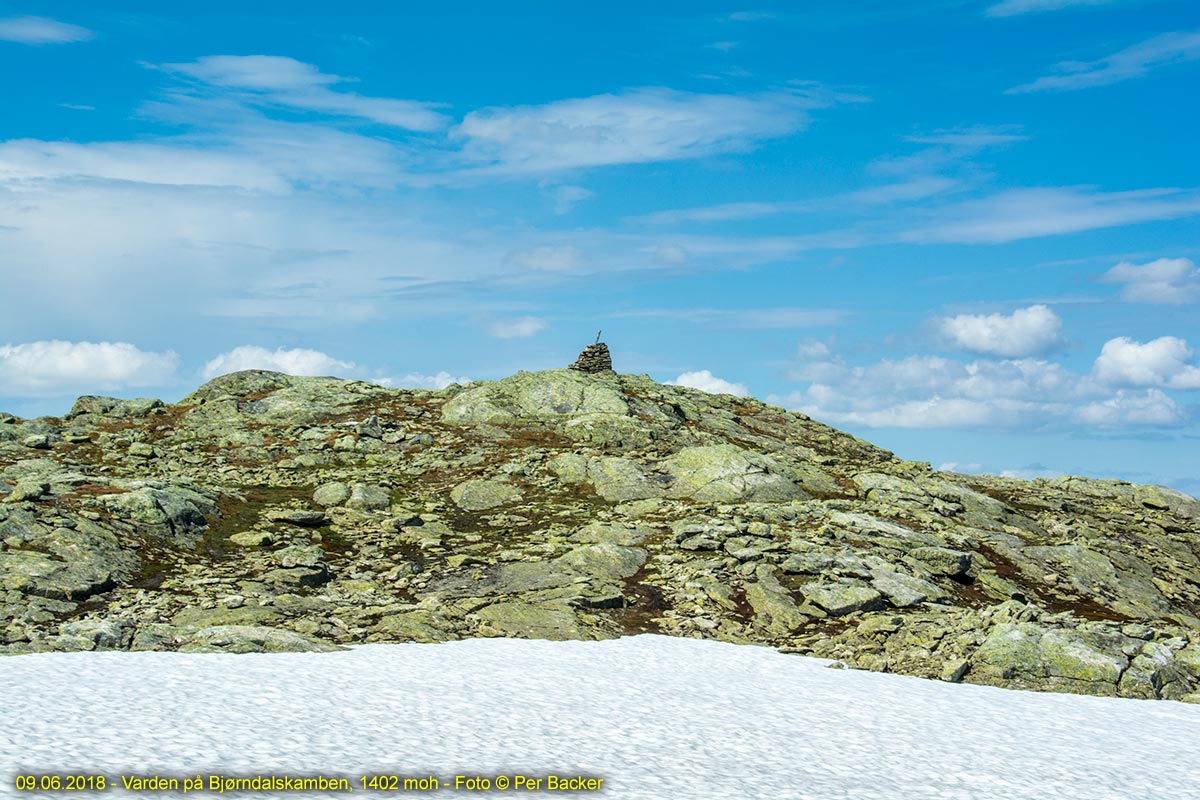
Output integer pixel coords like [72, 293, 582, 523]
[1, 1, 1198, 494]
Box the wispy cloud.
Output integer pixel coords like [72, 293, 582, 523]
[629, 200, 807, 225]
[613, 307, 846, 328]
[1008, 30, 1200, 93]
[0, 341, 177, 396]
[986, 0, 1116, 17]
[162, 55, 450, 131]
[550, 185, 594, 214]
[725, 11, 776, 22]
[0, 16, 92, 45]
[454, 86, 862, 174]
[505, 246, 585, 271]
[488, 316, 547, 339]
[901, 186, 1200, 244]
[1101, 257, 1200, 304]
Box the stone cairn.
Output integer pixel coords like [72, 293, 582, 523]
[569, 333, 613, 373]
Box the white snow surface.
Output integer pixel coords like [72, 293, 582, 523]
[3, 635, 1200, 799]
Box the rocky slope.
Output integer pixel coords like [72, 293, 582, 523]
[2, 368, 1199, 701]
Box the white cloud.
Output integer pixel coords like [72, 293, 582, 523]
[0, 139, 289, 190]
[1101, 257, 1200, 304]
[506, 246, 584, 271]
[455, 87, 858, 173]
[903, 187, 1200, 244]
[796, 341, 832, 360]
[1008, 30, 1200, 93]
[939, 305, 1064, 357]
[647, 245, 689, 265]
[0, 16, 92, 44]
[551, 185, 594, 214]
[379, 371, 470, 390]
[999, 466, 1067, 479]
[771, 346, 1191, 430]
[1077, 389, 1187, 426]
[986, 0, 1115, 16]
[631, 201, 804, 225]
[163, 55, 449, 131]
[938, 462, 984, 473]
[201, 346, 358, 380]
[667, 370, 750, 397]
[0, 341, 178, 396]
[488, 317, 547, 339]
[726, 11, 776, 22]
[614, 307, 845, 329]
[1092, 336, 1200, 389]
[903, 127, 1029, 148]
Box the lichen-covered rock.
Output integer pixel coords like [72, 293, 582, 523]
[66, 396, 164, 419]
[1, 367, 1198, 703]
[799, 582, 885, 617]
[450, 479, 522, 511]
[0, 522, 136, 601]
[970, 623, 1130, 695]
[746, 566, 809, 635]
[559, 543, 646, 580]
[313, 482, 351, 507]
[99, 483, 217, 546]
[178, 625, 341, 653]
[441, 369, 628, 425]
[662, 444, 808, 503]
[584, 457, 663, 502]
[475, 601, 594, 640]
[346, 483, 391, 511]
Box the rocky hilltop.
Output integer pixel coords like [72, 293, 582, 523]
[2, 367, 1200, 701]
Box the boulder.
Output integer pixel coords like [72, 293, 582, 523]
[970, 623, 1130, 695]
[450, 479, 522, 511]
[475, 601, 593, 640]
[313, 482, 351, 507]
[559, 543, 646, 580]
[178, 625, 341, 653]
[441, 370, 629, 425]
[799, 582, 885, 617]
[662, 444, 808, 503]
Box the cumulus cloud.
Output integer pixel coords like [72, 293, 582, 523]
[162, 55, 449, 131]
[1092, 336, 1200, 389]
[667, 370, 750, 397]
[0, 341, 178, 396]
[939, 305, 1064, 357]
[455, 87, 858, 173]
[1101, 257, 1200, 304]
[772, 345, 1190, 430]
[201, 346, 358, 380]
[1008, 30, 1200, 93]
[1077, 389, 1187, 426]
[986, 0, 1115, 16]
[488, 317, 548, 339]
[0, 16, 93, 45]
[379, 371, 470, 390]
[938, 462, 984, 474]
